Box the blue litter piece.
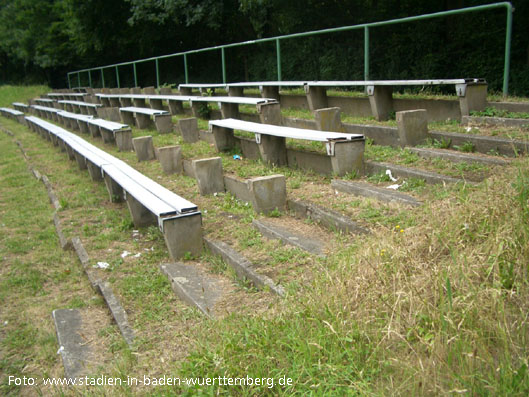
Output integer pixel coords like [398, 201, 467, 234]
[233, 155, 241, 160]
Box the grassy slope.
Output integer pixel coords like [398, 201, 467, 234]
[0, 86, 528, 395]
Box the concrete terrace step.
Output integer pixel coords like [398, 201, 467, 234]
[331, 180, 422, 207]
[252, 218, 326, 256]
[408, 147, 510, 166]
[160, 263, 224, 318]
[365, 160, 476, 185]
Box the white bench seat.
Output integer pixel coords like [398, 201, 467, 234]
[209, 118, 365, 176]
[58, 100, 102, 116]
[24, 115, 202, 259]
[57, 110, 93, 133]
[119, 106, 172, 132]
[0, 107, 26, 124]
[12, 102, 29, 112]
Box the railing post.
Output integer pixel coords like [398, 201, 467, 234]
[101, 68, 105, 88]
[503, 3, 513, 97]
[155, 58, 160, 88]
[88, 70, 92, 88]
[115, 66, 120, 88]
[221, 47, 226, 84]
[77, 72, 81, 88]
[133, 63, 138, 87]
[184, 54, 189, 84]
[364, 26, 369, 81]
[67, 74, 71, 89]
[276, 39, 282, 81]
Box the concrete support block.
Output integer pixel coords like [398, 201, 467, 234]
[190, 101, 203, 118]
[120, 110, 136, 127]
[304, 86, 328, 111]
[258, 134, 287, 166]
[86, 160, 102, 181]
[368, 85, 394, 121]
[125, 194, 157, 227]
[132, 136, 156, 162]
[154, 114, 172, 133]
[65, 145, 76, 161]
[168, 100, 184, 115]
[110, 88, 120, 94]
[120, 97, 132, 107]
[107, 107, 121, 122]
[228, 86, 244, 97]
[103, 174, 124, 202]
[135, 113, 153, 129]
[396, 109, 428, 147]
[100, 128, 115, 144]
[179, 118, 200, 143]
[159, 87, 172, 94]
[180, 87, 192, 95]
[96, 107, 108, 120]
[119, 88, 129, 94]
[260, 86, 280, 101]
[115, 129, 133, 152]
[162, 214, 203, 259]
[248, 175, 286, 214]
[132, 98, 146, 107]
[314, 107, 344, 132]
[156, 145, 182, 174]
[458, 83, 488, 117]
[257, 102, 282, 125]
[150, 98, 163, 110]
[131, 87, 142, 94]
[220, 102, 239, 119]
[88, 123, 101, 138]
[100, 97, 111, 107]
[109, 97, 121, 108]
[330, 140, 365, 177]
[73, 152, 87, 170]
[57, 139, 66, 152]
[211, 125, 236, 151]
[78, 120, 90, 134]
[143, 86, 156, 95]
[192, 157, 225, 195]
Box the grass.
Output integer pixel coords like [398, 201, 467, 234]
[1, 85, 529, 395]
[471, 107, 529, 119]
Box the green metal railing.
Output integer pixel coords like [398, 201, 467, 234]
[68, 2, 513, 95]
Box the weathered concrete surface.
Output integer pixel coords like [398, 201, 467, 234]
[160, 262, 222, 317]
[115, 129, 133, 152]
[368, 85, 393, 121]
[52, 309, 93, 379]
[330, 140, 365, 176]
[179, 118, 200, 143]
[103, 174, 124, 203]
[53, 212, 72, 250]
[72, 237, 101, 289]
[462, 115, 529, 128]
[126, 194, 157, 227]
[365, 161, 471, 185]
[98, 282, 135, 347]
[429, 130, 529, 157]
[120, 109, 135, 126]
[223, 175, 253, 202]
[132, 136, 156, 162]
[135, 113, 153, 129]
[261, 85, 280, 101]
[314, 107, 344, 132]
[156, 145, 182, 174]
[287, 149, 333, 175]
[396, 109, 428, 146]
[258, 134, 287, 166]
[459, 83, 487, 116]
[204, 238, 285, 296]
[287, 199, 369, 234]
[248, 175, 286, 214]
[257, 102, 282, 125]
[408, 147, 509, 166]
[331, 180, 421, 207]
[192, 157, 225, 195]
[154, 114, 172, 133]
[252, 218, 325, 256]
[304, 85, 328, 111]
[162, 214, 204, 259]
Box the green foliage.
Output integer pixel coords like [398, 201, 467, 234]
[471, 107, 529, 119]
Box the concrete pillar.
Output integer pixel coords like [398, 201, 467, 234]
[120, 97, 132, 107]
[159, 87, 172, 94]
[100, 97, 111, 107]
[103, 174, 124, 202]
[220, 102, 239, 119]
[97, 107, 108, 120]
[131, 87, 142, 94]
[192, 157, 225, 195]
[258, 135, 287, 166]
[119, 88, 129, 94]
[79, 105, 89, 115]
[257, 102, 282, 125]
[458, 83, 488, 117]
[107, 107, 121, 122]
[248, 175, 286, 214]
[190, 101, 207, 118]
[143, 86, 156, 95]
[314, 107, 344, 132]
[162, 214, 203, 259]
[115, 129, 133, 152]
[304, 86, 328, 111]
[50, 134, 59, 147]
[120, 110, 135, 127]
[88, 123, 101, 138]
[86, 160, 102, 181]
[396, 109, 428, 147]
[228, 86, 244, 97]
[179, 118, 200, 143]
[125, 194, 157, 227]
[135, 113, 153, 129]
[132, 98, 146, 107]
[132, 136, 156, 162]
[88, 106, 99, 117]
[109, 97, 121, 108]
[57, 139, 66, 152]
[368, 85, 394, 121]
[330, 140, 365, 177]
[100, 128, 115, 144]
[78, 120, 90, 134]
[73, 152, 87, 170]
[168, 100, 184, 115]
[179, 87, 192, 95]
[260, 86, 280, 101]
[65, 145, 76, 161]
[211, 125, 236, 151]
[156, 145, 182, 174]
[154, 114, 172, 133]
[150, 98, 164, 110]
[110, 88, 120, 94]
